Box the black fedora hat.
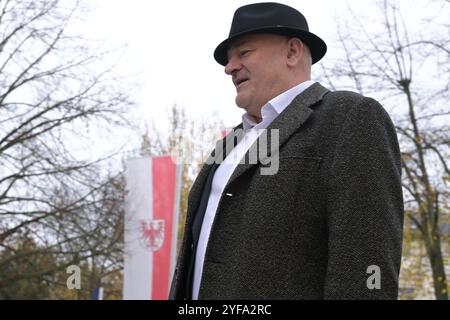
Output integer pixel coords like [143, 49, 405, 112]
[214, 2, 327, 66]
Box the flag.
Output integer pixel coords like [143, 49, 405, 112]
[123, 156, 181, 300]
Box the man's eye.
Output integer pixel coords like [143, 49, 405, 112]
[240, 50, 252, 57]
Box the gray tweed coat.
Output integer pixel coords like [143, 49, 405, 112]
[169, 82, 404, 300]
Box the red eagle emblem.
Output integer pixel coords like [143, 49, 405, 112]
[139, 219, 165, 252]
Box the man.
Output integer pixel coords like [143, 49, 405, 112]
[169, 2, 404, 300]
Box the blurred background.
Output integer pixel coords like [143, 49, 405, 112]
[0, 0, 448, 300]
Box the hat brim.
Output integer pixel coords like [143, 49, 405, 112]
[214, 26, 327, 66]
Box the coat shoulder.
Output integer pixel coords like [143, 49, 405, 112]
[322, 89, 365, 110]
[320, 89, 388, 119]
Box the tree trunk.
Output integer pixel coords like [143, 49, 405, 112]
[424, 230, 448, 300]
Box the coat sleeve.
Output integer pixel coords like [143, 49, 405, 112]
[323, 97, 404, 299]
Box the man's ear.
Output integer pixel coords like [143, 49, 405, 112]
[286, 38, 303, 67]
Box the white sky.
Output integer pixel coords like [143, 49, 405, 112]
[83, 0, 350, 132]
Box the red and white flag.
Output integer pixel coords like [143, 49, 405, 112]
[123, 156, 181, 300]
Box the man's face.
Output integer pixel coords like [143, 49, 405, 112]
[225, 33, 289, 120]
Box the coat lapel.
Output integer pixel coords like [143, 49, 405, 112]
[226, 82, 329, 187]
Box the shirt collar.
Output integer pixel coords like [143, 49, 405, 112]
[242, 80, 315, 130]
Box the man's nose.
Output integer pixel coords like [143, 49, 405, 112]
[224, 57, 241, 75]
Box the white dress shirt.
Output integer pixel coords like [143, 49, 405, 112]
[192, 80, 315, 299]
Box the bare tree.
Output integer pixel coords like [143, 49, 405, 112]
[0, 0, 134, 298]
[318, 0, 449, 299]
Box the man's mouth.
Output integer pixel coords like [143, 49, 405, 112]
[235, 77, 249, 88]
